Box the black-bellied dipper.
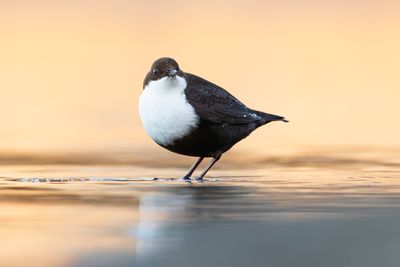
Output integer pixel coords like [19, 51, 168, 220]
[139, 57, 288, 181]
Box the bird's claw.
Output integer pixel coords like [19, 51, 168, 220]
[180, 176, 192, 182]
[195, 177, 204, 182]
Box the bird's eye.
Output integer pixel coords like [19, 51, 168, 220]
[152, 69, 158, 75]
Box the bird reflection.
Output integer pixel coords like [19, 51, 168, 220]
[132, 185, 254, 266]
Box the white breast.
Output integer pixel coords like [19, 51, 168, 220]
[139, 76, 200, 146]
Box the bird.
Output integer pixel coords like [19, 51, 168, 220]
[139, 57, 288, 181]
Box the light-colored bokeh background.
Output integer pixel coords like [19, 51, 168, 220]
[1, 0, 399, 155]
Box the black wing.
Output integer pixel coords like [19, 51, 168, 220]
[184, 73, 267, 125]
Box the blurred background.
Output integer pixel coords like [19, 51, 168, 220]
[1, 0, 399, 158]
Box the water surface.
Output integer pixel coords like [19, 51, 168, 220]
[1, 152, 400, 267]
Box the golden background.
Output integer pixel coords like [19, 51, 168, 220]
[1, 1, 399, 155]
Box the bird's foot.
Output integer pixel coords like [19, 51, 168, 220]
[195, 177, 204, 183]
[180, 176, 192, 182]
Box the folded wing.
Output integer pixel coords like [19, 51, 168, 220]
[184, 73, 285, 125]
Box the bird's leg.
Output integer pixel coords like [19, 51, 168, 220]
[196, 154, 222, 181]
[181, 157, 204, 180]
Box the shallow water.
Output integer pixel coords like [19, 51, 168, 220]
[1, 152, 400, 267]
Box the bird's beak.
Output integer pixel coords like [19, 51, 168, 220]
[168, 69, 178, 77]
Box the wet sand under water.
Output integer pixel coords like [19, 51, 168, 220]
[1, 151, 400, 267]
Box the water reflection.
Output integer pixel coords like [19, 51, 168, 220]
[1, 166, 400, 267]
[130, 177, 400, 267]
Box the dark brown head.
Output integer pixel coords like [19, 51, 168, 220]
[143, 57, 185, 88]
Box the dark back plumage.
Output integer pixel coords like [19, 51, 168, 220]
[184, 73, 287, 125]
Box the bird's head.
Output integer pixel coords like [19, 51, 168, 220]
[143, 57, 185, 88]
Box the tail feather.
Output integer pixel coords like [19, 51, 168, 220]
[254, 111, 289, 124]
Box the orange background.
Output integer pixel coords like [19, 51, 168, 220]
[1, 1, 399, 154]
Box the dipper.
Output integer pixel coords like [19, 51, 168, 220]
[139, 57, 288, 180]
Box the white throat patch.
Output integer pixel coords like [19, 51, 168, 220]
[139, 76, 199, 146]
